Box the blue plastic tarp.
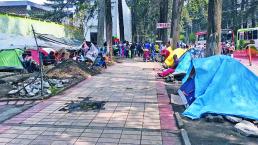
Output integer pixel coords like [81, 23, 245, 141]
[178, 48, 205, 83]
[183, 55, 258, 120]
[175, 52, 192, 74]
[180, 77, 195, 105]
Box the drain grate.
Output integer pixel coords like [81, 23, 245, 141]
[59, 97, 106, 112]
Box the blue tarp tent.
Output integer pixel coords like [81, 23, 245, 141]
[175, 52, 192, 74]
[183, 55, 258, 120]
[175, 48, 204, 83]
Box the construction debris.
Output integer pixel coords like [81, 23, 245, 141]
[235, 120, 258, 137]
[225, 116, 243, 123]
[7, 77, 71, 98]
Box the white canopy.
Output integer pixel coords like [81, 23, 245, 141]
[0, 33, 77, 50]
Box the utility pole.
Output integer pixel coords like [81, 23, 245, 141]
[31, 25, 43, 96]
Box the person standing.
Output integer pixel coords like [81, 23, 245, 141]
[130, 43, 136, 58]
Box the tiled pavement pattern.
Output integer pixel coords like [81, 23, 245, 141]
[0, 60, 181, 145]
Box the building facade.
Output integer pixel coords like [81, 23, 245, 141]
[85, 0, 132, 43]
[0, 1, 52, 16]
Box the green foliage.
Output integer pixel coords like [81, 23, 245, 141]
[189, 33, 196, 43]
[50, 86, 60, 95]
[250, 45, 257, 50]
[239, 40, 245, 50]
[42, 0, 97, 28]
[179, 34, 185, 41]
[185, 0, 208, 32]
[132, 0, 161, 41]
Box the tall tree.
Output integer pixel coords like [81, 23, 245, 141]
[159, 0, 168, 43]
[184, 0, 208, 32]
[170, 0, 184, 49]
[250, 0, 257, 27]
[231, 0, 238, 32]
[97, 0, 105, 46]
[206, 0, 222, 56]
[129, 0, 160, 42]
[118, 0, 125, 41]
[105, 0, 113, 59]
[131, 0, 137, 42]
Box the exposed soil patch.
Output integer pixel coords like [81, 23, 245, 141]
[47, 59, 99, 78]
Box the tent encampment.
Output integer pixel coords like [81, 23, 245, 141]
[0, 49, 24, 71]
[0, 33, 79, 51]
[173, 47, 205, 83]
[182, 55, 258, 120]
[165, 48, 186, 67]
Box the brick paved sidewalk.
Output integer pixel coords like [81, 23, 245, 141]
[0, 60, 181, 145]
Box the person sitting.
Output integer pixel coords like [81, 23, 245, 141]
[158, 54, 179, 77]
[96, 52, 107, 69]
[23, 52, 39, 73]
[48, 51, 56, 64]
[160, 48, 170, 63]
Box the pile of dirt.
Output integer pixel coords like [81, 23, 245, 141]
[47, 60, 91, 78]
[76, 61, 102, 76]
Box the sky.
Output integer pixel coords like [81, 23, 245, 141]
[0, 0, 47, 4]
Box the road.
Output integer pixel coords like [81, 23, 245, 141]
[0, 59, 181, 145]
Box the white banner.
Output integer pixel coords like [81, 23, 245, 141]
[156, 23, 171, 29]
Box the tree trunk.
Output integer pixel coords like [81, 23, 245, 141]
[159, 0, 168, 43]
[231, 0, 238, 33]
[105, 0, 113, 59]
[206, 0, 222, 57]
[251, 0, 256, 27]
[97, 0, 105, 47]
[170, 0, 184, 49]
[240, 0, 246, 28]
[118, 0, 125, 42]
[243, 0, 249, 28]
[132, 7, 137, 42]
[131, 0, 136, 42]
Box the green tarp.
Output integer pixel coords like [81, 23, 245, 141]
[0, 49, 24, 70]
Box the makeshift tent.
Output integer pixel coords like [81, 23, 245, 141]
[172, 47, 204, 81]
[175, 51, 192, 74]
[26, 48, 56, 65]
[178, 77, 195, 107]
[0, 33, 45, 50]
[0, 49, 24, 70]
[182, 55, 258, 120]
[164, 46, 173, 66]
[175, 48, 205, 83]
[165, 48, 186, 67]
[0, 33, 79, 51]
[37, 34, 81, 50]
[86, 43, 99, 62]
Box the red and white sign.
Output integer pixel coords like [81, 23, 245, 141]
[156, 23, 171, 29]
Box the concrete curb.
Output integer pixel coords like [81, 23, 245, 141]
[180, 129, 191, 145]
[175, 112, 184, 129]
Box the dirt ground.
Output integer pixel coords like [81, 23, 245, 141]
[47, 59, 101, 78]
[0, 60, 103, 99]
[166, 84, 258, 145]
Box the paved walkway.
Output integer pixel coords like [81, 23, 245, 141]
[0, 60, 181, 145]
